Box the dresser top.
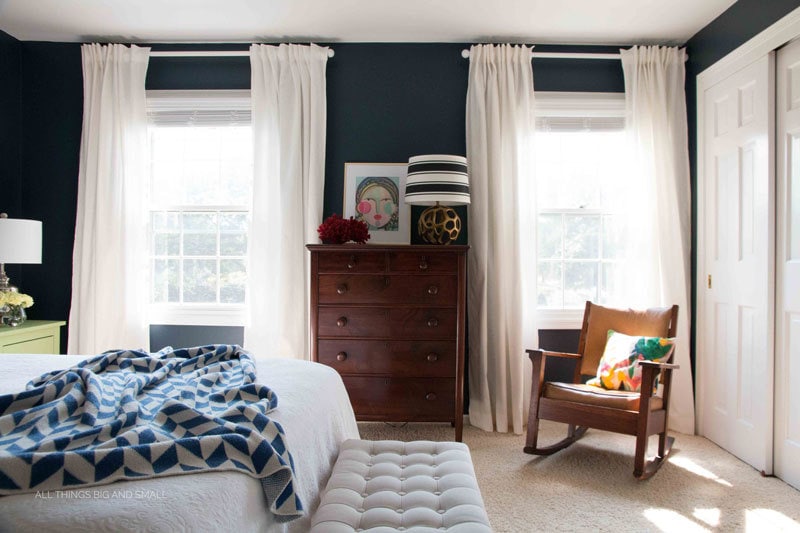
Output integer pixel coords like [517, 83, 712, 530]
[307, 244, 469, 252]
[0, 320, 66, 337]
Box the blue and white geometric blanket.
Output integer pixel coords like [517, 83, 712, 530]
[0, 345, 302, 522]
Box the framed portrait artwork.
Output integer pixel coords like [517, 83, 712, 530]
[343, 162, 410, 244]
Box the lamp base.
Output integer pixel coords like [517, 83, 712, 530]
[418, 204, 461, 245]
[0, 263, 18, 293]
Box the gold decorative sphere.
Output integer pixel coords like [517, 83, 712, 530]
[418, 204, 461, 245]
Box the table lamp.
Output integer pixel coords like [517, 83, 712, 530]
[404, 155, 470, 245]
[0, 213, 42, 293]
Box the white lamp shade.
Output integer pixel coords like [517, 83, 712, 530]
[405, 154, 470, 206]
[0, 218, 42, 264]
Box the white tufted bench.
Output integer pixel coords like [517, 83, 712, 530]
[310, 439, 492, 532]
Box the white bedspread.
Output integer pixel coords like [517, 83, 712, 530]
[0, 354, 359, 533]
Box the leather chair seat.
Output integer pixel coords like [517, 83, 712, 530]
[543, 382, 663, 411]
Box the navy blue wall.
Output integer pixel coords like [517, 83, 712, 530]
[0, 31, 21, 286]
[13, 41, 623, 352]
[18, 43, 82, 349]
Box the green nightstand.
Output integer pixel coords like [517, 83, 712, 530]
[0, 320, 66, 354]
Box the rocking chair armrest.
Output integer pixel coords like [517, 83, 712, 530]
[526, 349, 582, 361]
[637, 360, 680, 371]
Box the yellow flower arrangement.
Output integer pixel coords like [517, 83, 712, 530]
[0, 292, 34, 309]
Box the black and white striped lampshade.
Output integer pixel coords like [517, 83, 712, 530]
[404, 154, 470, 206]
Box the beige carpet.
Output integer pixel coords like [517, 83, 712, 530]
[357, 420, 800, 532]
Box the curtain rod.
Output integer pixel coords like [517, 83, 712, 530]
[460, 49, 619, 60]
[150, 49, 335, 58]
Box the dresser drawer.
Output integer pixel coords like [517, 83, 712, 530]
[318, 340, 456, 377]
[389, 251, 459, 273]
[318, 274, 457, 305]
[1, 335, 57, 354]
[342, 376, 456, 421]
[317, 251, 386, 273]
[318, 307, 457, 339]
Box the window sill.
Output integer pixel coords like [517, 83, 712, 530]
[148, 305, 248, 327]
[536, 309, 584, 330]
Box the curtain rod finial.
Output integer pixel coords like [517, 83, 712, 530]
[461, 49, 470, 59]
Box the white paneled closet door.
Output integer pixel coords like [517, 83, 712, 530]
[697, 53, 775, 474]
[775, 39, 800, 491]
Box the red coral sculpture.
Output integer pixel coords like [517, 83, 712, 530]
[317, 214, 370, 244]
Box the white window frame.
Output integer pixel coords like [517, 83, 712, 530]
[146, 90, 252, 327]
[534, 92, 626, 330]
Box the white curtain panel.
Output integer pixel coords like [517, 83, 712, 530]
[245, 44, 329, 359]
[620, 46, 695, 435]
[68, 44, 150, 355]
[466, 44, 536, 434]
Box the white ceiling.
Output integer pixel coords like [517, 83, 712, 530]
[0, 0, 736, 45]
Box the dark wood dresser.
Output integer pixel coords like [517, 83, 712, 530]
[307, 244, 468, 441]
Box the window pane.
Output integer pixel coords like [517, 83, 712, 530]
[535, 132, 605, 210]
[564, 215, 600, 259]
[564, 262, 598, 308]
[537, 214, 562, 259]
[152, 211, 180, 231]
[184, 161, 220, 205]
[220, 212, 248, 231]
[183, 128, 221, 160]
[154, 232, 180, 256]
[183, 259, 217, 303]
[220, 126, 252, 159]
[183, 212, 217, 231]
[151, 128, 184, 161]
[220, 259, 246, 304]
[599, 262, 620, 305]
[602, 214, 625, 259]
[220, 233, 247, 256]
[537, 261, 562, 308]
[153, 259, 179, 303]
[219, 162, 252, 205]
[151, 159, 184, 206]
[184, 232, 217, 256]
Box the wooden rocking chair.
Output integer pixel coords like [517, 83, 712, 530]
[524, 301, 679, 479]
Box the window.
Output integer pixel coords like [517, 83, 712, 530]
[146, 91, 252, 326]
[534, 93, 631, 327]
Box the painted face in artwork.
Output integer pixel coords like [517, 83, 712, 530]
[356, 184, 397, 229]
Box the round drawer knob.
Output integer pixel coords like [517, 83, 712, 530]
[419, 256, 428, 271]
[336, 317, 348, 327]
[427, 285, 439, 296]
[337, 284, 348, 295]
[347, 255, 357, 270]
[336, 351, 348, 362]
[426, 353, 439, 363]
[425, 393, 437, 401]
[427, 317, 439, 328]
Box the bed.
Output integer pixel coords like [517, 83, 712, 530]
[0, 353, 359, 532]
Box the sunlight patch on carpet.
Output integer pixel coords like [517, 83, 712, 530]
[669, 455, 733, 487]
[693, 508, 721, 527]
[644, 508, 711, 532]
[745, 508, 800, 531]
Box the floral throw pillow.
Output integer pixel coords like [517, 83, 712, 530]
[586, 330, 676, 392]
